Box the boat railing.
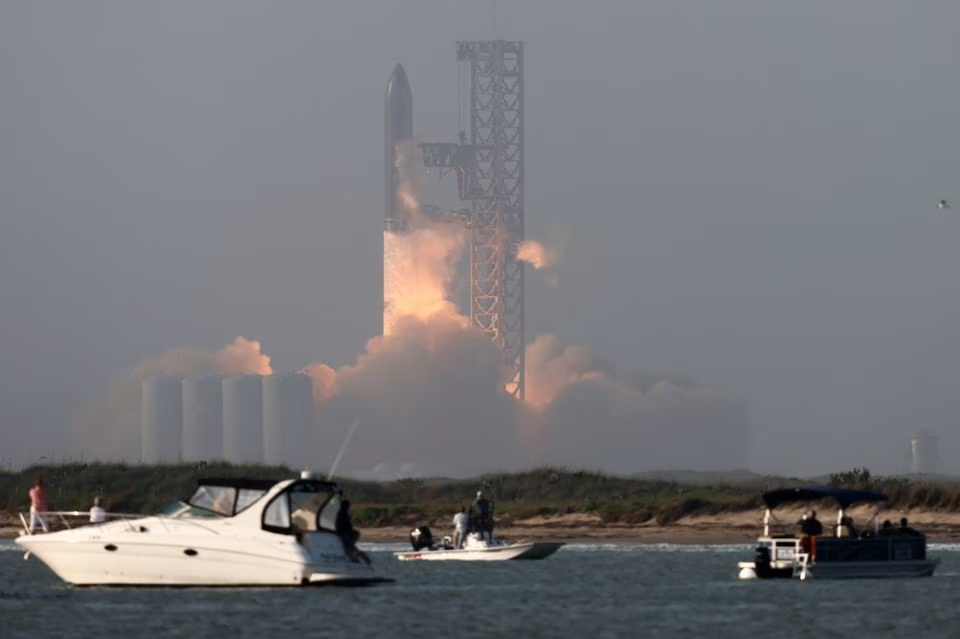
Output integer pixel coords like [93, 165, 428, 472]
[763, 534, 927, 564]
[18, 510, 143, 536]
[18, 509, 228, 537]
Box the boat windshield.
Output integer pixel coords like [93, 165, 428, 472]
[261, 478, 340, 534]
[157, 500, 219, 518]
[187, 485, 271, 517]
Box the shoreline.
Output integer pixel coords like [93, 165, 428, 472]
[7, 522, 960, 546]
[6, 507, 960, 545]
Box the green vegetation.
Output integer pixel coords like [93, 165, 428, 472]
[2, 464, 959, 528]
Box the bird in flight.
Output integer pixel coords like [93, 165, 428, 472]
[937, 199, 950, 209]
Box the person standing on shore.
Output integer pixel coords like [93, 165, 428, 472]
[28, 478, 50, 533]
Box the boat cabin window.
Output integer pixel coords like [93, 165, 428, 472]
[261, 479, 339, 535]
[187, 485, 269, 517]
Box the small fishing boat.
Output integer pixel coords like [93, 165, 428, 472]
[16, 471, 392, 587]
[736, 485, 939, 580]
[394, 526, 564, 561]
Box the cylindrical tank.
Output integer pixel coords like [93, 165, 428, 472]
[910, 430, 940, 475]
[263, 372, 316, 468]
[182, 375, 224, 462]
[141, 374, 184, 464]
[222, 375, 264, 464]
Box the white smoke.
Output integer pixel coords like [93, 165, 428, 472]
[516, 240, 558, 269]
[72, 154, 751, 475]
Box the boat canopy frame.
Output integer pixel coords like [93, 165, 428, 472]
[760, 485, 889, 538]
[762, 485, 888, 510]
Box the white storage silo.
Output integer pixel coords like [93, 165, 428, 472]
[263, 372, 316, 468]
[141, 374, 184, 464]
[182, 374, 223, 462]
[222, 375, 264, 464]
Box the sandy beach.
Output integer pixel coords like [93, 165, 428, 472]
[5, 506, 960, 544]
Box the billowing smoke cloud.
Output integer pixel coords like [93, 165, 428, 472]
[516, 239, 558, 270]
[383, 140, 469, 335]
[71, 337, 271, 460]
[73, 149, 750, 475]
[305, 316, 527, 477]
[383, 225, 467, 335]
[523, 334, 751, 474]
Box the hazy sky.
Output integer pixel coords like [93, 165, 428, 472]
[2, 1, 959, 475]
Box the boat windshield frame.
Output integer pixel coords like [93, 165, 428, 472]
[185, 478, 280, 518]
[260, 477, 343, 536]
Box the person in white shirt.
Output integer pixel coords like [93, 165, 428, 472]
[452, 506, 469, 549]
[89, 496, 106, 524]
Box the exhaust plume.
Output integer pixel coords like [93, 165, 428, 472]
[73, 150, 750, 474]
[516, 240, 558, 269]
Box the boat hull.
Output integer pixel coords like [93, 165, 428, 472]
[16, 522, 383, 587]
[738, 558, 938, 580]
[395, 541, 564, 562]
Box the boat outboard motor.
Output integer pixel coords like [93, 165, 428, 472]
[409, 526, 435, 551]
[754, 545, 771, 576]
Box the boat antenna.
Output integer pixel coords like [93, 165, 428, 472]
[328, 418, 360, 480]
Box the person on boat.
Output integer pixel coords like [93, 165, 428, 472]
[798, 510, 823, 537]
[838, 515, 858, 539]
[879, 519, 895, 536]
[797, 510, 822, 560]
[28, 477, 50, 533]
[472, 491, 494, 542]
[335, 500, 371, 565]
[211, 492, 234, 516]
[453, 506, 470, 549]
[89, 496, 106, 524]
[898, 517, 921, 537]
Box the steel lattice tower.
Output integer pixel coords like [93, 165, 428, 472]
[417, 41, 525, 399]
[459, 40, 525, 400]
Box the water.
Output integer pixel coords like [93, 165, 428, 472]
[2, 539, 959, 638]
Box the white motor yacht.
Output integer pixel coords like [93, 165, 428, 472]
[16, 471, 391, 587]
[394, 526, 564, 561]
[737, 485, 939, 580]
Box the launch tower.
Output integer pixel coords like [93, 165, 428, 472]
[419, 41, 526, 399]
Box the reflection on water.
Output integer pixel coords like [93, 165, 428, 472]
[1, 540, 959, 638]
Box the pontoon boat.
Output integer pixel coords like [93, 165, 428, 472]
[737, 485, 938, 580]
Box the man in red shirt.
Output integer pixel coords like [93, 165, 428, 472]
[28, 477, 50, 533]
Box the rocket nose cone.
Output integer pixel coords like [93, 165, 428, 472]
[386, 63, 412, 102]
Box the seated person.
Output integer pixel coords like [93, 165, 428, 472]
[898, 517, 922, 537]
[335, 500, 371, 565]
[89, 497, 107, 524]
[837, 515, 858, 538]
[879, 519, 895, 536]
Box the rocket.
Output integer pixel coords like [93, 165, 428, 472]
[382, 63, 413, 335]
[385, 63, 413, 233]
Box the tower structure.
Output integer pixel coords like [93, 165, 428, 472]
[419, 41, 526, 399]
[909, 430, 941, 475]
